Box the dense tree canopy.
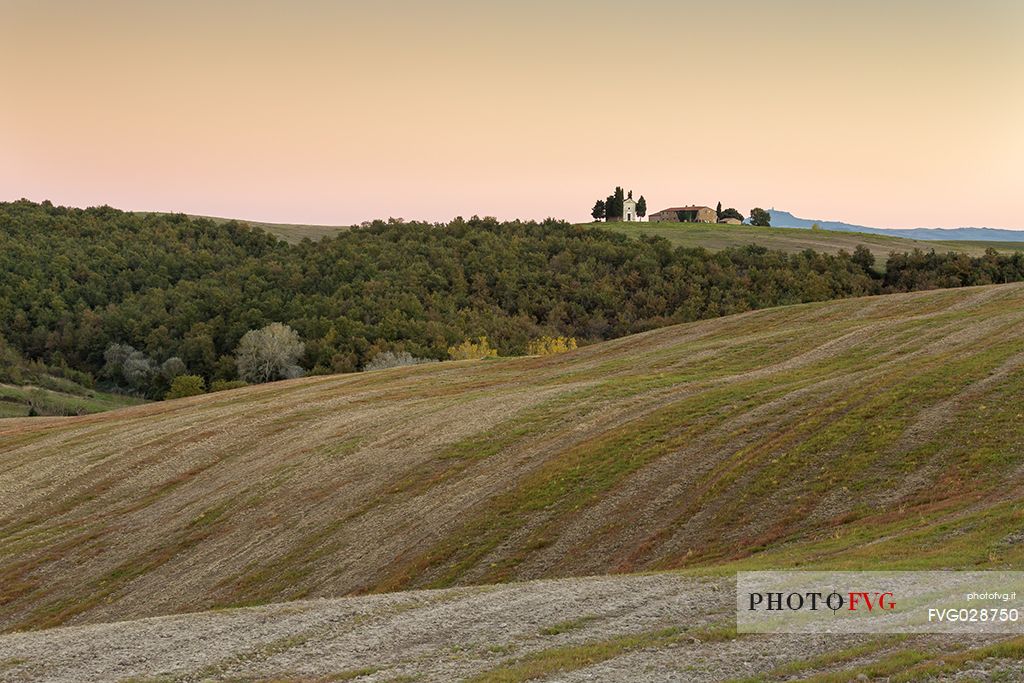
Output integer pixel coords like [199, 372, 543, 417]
[3, 200, 1023, 398]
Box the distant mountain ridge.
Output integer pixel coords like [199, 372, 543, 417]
[768, 210, 1024, 242]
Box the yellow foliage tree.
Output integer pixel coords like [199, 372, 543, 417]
[526, 336, 578, 356]
[448, 336, 498, 360]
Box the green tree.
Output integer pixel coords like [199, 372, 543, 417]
[636, 195, 647, 219]
[604, 186, 625, 221]
[720, 208, 743, 222]
[750, 208, 771, 227]
[716, 201, 722, 221]
[591, 199, 606, 221]
[165, 374, 206, 399]
[852, 245, 876, 272]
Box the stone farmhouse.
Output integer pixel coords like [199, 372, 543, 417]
[648, 205, 717, 223]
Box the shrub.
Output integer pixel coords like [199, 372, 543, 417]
[165, 375, 206, 399]
[526, 336, 578, 356]
[209, 379, 248, 392]
[26, 389, 82, 416]
[363, 350, 437, 371]
[448, 337, 498, 361]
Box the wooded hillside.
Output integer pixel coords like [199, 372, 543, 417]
[3, 200, 1023, 397]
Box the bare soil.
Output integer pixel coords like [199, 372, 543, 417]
[2, 284, 1023, 636]
[1, 573, 1017, 682]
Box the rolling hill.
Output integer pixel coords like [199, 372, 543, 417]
[2, 283, 1024, 639]
[132, 211, 352, 243]
[135, 210, 1024, 258]
[597, 221, 1024, 265]
[184, 215, 350, 243]
[0, 383, 142, 419]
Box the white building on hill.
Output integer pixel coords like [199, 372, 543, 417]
[622, 195, 637, 222]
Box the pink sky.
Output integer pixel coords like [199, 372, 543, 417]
[3, 0, 1023, 228]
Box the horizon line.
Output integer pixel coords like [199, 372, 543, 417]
[7, 196, 1024, 233]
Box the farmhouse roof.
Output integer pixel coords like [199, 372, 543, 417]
[658, 205, 712, 212]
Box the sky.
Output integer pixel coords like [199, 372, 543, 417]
[3, 0, 1023, 228]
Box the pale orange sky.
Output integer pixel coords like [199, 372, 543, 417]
[3, 0, 1023, 228]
